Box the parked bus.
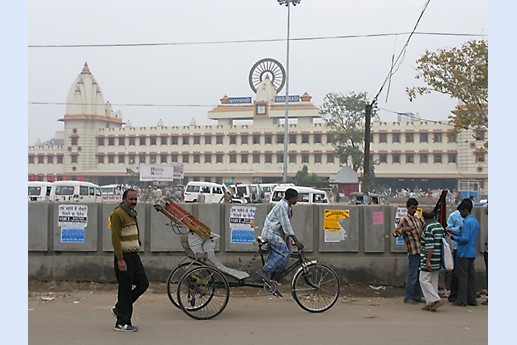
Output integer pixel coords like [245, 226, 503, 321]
[28, 181, 53, 202]
[50, 181, 103, 203]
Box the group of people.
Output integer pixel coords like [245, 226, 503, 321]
[107, 187, 486, 332]
[393, 196, 486, 312]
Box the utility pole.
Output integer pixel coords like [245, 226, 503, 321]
[363, 103, 373, 193]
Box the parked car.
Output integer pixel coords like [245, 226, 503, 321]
[347, 192, 389, 205]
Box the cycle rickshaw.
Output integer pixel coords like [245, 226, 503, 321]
[153, 197, 340, 320]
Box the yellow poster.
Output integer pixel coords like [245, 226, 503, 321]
[323, 209, 350, 230]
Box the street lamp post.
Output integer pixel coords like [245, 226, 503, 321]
[277, 0, 301, 183]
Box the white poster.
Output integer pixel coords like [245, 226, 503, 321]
[58, 204, 88, 227]
[139, 163, 184, 181]
[229, 205, 256, 244]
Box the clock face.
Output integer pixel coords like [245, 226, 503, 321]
[249, 58, 286, 93]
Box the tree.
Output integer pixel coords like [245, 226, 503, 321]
[292, 165, 325, 187]
[319, 92, 377, 173]
[407, 40, 488, 131]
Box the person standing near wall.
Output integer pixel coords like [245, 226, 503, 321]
[446, 198, 480, 307]
[445, 204, 465, 303]
[109, 188, 149, 332]
[393, 198, 425, 304]
[419, 208, 445, 311]
[482, 203, 488, 305]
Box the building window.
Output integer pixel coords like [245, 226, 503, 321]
[447, 134, 457, 143]
[277, 154, 283, 163]
[379, 154, 387, 164]
[149, 155, 156, 164]
[434, 154, 442, 163]
[253, 135, 260, 145]
[139, 155, 146, 163]
[171, 154, 178, 162]
[98, 155, 104, 164]
[118, 155, 125, 164]
[47, 156, 54, 164]
[129, 137, 136, 146]
[216, 154, 223, 163]
[476, 153, 485, 163]
[302, 134, 309, 144]
[379, 133, 387, 143]
[182, 154, 189, 163]
[57, 155, 63, 164]
[71, 137, 78, 145]
[128, 155, 136, 164]
[193, 154, 200, 163]
[474, 130, 485, 141]
[160, 154, 167, 163]
[264, 135, 272, 144]
[241, 154, 248, 163]
[71, 155, 78, 163]
[433, 133, 442, 143]
[204, 135, 211, 145]
[392, 154, 401, 164]
[160, 136, 167, 145]
[265, 153, 272, 163]
[98, 138, 105, 146]
[230, 154, 237, 163]
[108, 137, 115, 146]
[314, 154, 322, 163]
[326, 153, 334, 163]
[37, 155, 44, 164]
[392, 133, 401, 143]
[241, 135, 248, 145]
[204, 154, 211, 163]
[139, 137, 146, 145]
[148, 136, 156, 145]
[289, 134, 297, 144]
[119, 137, 126, 146]
[405, 133, 414, 143]
[193, 135, 201, 145]
[29, 156, 34, 164]
[420, 133, 428, 143]
[216, 135, 223, 145]
[448, 153, 457, 163]
[289, 154, 297, 163]
[276, 135, 284, 144]
[406, 154, 414, 164]
[182, 136, 190, 145]
[253, 154, 260, 163]
[325, 134, 333, 144]
[171, 136, 178, 145]
[302, 154, 309, 163]
[108, 155, 115, 164]
[313, 134, 321, 144]
[229, 135, 237, 145]
[420, 153, 428, 163]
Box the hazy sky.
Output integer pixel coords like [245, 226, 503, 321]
[28, 0, 487, 144]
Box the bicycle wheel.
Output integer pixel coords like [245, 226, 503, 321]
[177, 266, 230, 320]
[166, 261, 202, 309]
[291, 263, 340, 313]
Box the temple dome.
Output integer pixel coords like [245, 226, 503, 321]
[65, 62, 106, 116]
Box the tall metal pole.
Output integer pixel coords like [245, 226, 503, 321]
[363, 103, 372, 193]
[282, 1, 291, 183]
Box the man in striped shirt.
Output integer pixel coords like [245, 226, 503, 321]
[393, 198, 425, 304]
[257, 188, 304, 283]
[419, 208, 445, 311]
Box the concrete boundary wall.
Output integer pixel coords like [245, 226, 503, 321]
[28, 202, 488, 287]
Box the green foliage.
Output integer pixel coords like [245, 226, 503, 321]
[292, 165, 325, 186]
[319, 92, 377, 172]
[407, 40, 488, 131]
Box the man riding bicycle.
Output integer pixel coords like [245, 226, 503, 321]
[257, 188, 304, 283]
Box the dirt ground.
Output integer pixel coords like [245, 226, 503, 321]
[28, 279, 407, 299]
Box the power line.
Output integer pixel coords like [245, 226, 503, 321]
[29, 102, 216, 107]
[28, 31, 486, 48]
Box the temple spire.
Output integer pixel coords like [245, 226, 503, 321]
[81, 62, 91, 75]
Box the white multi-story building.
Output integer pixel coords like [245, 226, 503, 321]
[28, 63, 488, 194]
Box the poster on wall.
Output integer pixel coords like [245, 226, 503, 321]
[58, 204, 88, 243]
[323, 209, 350, 243]
[229, 205, 256, 244]
[139, 163, 184, 181]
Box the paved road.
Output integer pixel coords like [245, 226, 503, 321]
[28, 285, 488, 345]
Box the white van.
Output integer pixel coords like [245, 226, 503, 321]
[50, 181, 103, 203]
[101, 184, 124, 202]
[270, 185, 330, 205]
[233, 183, 263, 203]
[184, 182, 231, 203]
[28, 181, 53, 202]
